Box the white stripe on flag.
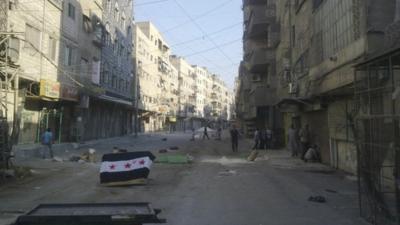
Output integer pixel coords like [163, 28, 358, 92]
[100, 156, 153, 173]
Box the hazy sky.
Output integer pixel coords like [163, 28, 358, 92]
[135, 0, 243, 90]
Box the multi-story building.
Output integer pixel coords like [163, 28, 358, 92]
[1, 0, 64, 144]
[237, 0, 282, 140]
[133, 21, 176, 132]
[275, 0, 396, 171]
[96, 0, 134, 138]
[60, 0, 106, 141]
[170, 55, 196, 131]
[274, 1, 399, 223]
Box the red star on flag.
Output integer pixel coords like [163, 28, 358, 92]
[109, 164, 116, 170]
[125, 163, 132, 169]
[139, 159, 145, 165]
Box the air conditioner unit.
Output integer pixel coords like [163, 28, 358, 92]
[288, 83, 298, 94]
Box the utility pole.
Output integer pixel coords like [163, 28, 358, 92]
[134, 62, 141, 137]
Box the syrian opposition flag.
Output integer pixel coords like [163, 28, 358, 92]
[100, 152, 156, 186]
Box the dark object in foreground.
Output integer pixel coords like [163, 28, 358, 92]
[308, 196, 326, 203]
[14, 203, 166, 225]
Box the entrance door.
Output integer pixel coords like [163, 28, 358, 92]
[37, 109, 62, 144]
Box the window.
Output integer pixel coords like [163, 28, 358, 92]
[48, 36, 57, 61]
[64, 45, 73, 66]
[107, 0, 112, 13]
[68, 3, 75, 20]
[25, 24, 40, 50]
[82, 15, 92, 33]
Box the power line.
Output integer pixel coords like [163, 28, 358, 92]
[169, 22, 242, 47]
[161, 0, 234, 34]
[135, 0, 169, 7]
[172, 0, 236, 64]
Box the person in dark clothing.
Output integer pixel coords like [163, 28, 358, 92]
[265, 127, 273, 150]
[203, 126, 210, 140]
[230, 125, 239, 152]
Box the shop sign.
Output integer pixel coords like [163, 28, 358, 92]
[60, 84, 79, 102]
[40, 79, 60, 99]
[168, 116, 177, 123]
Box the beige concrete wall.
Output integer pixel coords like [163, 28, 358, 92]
[9, 0, 62, 82]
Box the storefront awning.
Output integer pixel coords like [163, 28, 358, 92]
[276, 97, 312, 106]
[98, 95, 133, 107]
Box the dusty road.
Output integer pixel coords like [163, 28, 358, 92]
[0, 131, 367, 225]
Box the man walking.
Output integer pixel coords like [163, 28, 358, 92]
[230, 125, 239, 152]
[203, 126, 210, 140]
[252, 128, 260, 150]
[41, 128, 54, 158]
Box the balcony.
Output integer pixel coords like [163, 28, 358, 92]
[248, 48, 274, 73]
[244, 4, 276, 40]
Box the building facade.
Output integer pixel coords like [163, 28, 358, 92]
[0, 0, 135, 145]
[237, 0, 282, 141]
[275, 0, 396, 172]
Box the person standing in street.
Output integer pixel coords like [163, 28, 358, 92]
[265, 126, 273, 150]
[41, 128, 54, 159]
[203, 126, 210, 140]
[230, 125, 239, 152]
[252, 128, 260, 150]
[299, 124, 311, 160]
[288, 124, 300, 157]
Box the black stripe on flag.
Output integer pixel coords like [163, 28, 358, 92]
[100, 168, 150, 183]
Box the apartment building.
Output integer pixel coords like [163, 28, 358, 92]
[170, 55, 196, 131]
[1, 0, 64, 144]
[237, 0, 282, 140]
[133, 21, 177, 132]
[275, 1, 400, 223]
[274, 0, 396, 171]
[0, 0, 135, 144]
[97, 0, 134, 138]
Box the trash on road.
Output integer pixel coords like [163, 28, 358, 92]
[79, 148, 96, 163]
[100, 151, 156, 186]
[218, 170, 237, 176]
[201, 156, 248, 165]
[247, 150, 259, 161]
[308, 196, 326, 203]
[52, 156, 64, 162]
[325, 189, 338, 193]
[69, 155, 81, 162]
[158, 149, 168, 153]
[155, 154, 190, 164]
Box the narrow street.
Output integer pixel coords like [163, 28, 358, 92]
[0, 132, 367, 225]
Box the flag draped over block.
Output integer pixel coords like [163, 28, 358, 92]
[100, 152, 156, 186]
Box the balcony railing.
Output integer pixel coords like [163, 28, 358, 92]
[248, 48, 274, 73]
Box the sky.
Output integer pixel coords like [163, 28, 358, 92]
[134, 0, 243, 90]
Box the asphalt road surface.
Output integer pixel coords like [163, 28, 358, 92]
[0, 131, 368, 225]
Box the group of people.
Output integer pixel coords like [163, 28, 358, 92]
[287, 124, 320, 162]
[251, 127, 273, 150]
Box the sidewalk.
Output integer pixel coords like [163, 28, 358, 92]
[12, 132, 172, 160]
